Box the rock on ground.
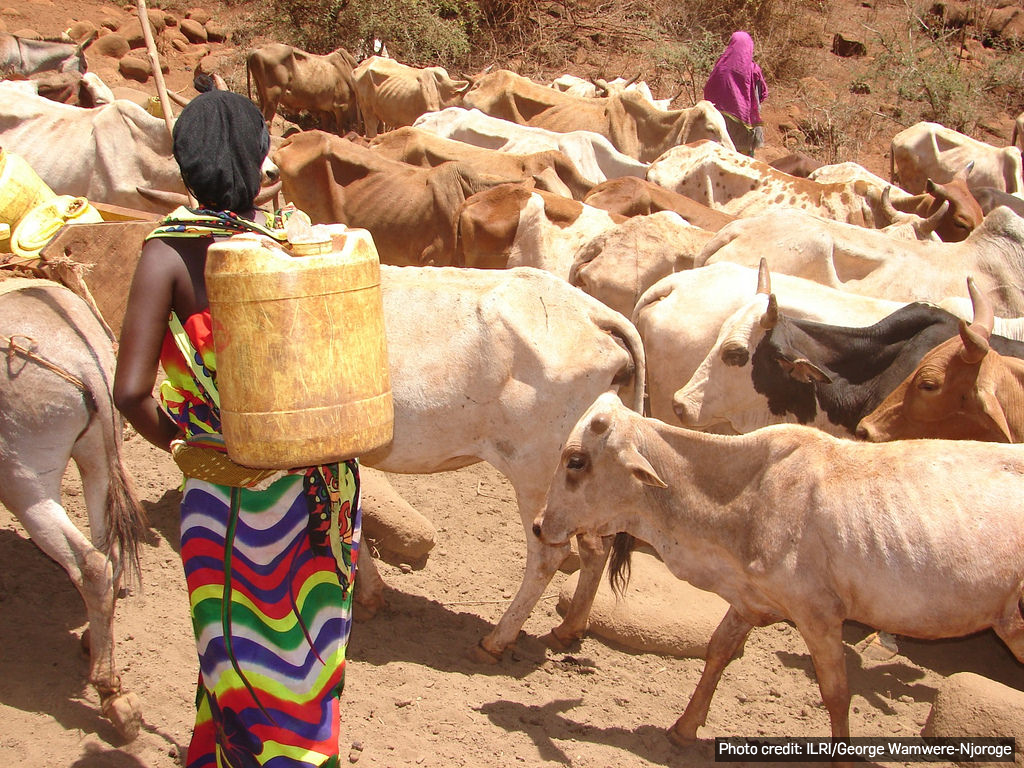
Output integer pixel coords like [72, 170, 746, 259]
[558, 549, 728, 658]
[923, 671, 1024, 766]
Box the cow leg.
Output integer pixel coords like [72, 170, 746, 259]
[795, 616, 851, 739]
[353, 547, 388, 620]
[545, 533, 612, 649]
[669, 606, 752, 745]
[474, 483, 574, 663]
[993, 596, 1024, 663]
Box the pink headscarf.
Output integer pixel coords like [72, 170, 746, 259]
[703, 31, 768, 127]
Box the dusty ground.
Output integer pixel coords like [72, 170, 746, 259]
[2, 0, 1024, 766]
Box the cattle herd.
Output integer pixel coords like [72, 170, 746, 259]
[2, 28, 1024, 762]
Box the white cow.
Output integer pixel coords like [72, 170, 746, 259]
[549, 74, 673, 110]
[697, 206, 1024, 315]
[0, 88, 184, 212]
[533, 392, 1024, 747]
[414, 107, 649, 187]
[632, 263, 916, 423]
[891, 121, 1024, 195]
[359, 265, 646, 660]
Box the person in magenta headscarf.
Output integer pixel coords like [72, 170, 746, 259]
[703, 30, 769, 156]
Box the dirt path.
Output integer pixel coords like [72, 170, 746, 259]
[2, 430, 1023, 767]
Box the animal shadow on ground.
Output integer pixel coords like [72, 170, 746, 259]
[0, 529, 125, 744]
[141, 488, 184, 555]
[348, 586, 553, 678]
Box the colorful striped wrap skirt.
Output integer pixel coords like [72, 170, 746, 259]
[180, 462, 360, 768]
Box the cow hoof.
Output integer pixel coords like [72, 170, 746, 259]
[469, 639, 503, 665]
[667, 725, 698, 749]
[542, 628, 579, 651]
[102, 690, 142, 741]
[353, 596, 386, 622]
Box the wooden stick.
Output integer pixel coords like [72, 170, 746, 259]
[136, 0, 174, 137]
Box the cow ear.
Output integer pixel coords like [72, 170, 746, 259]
[778, 357, 833, 384]
[625, 447, 668, 488]
[978, 390, 1014, 442]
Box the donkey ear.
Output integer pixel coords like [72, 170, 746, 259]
[624, 447, 668, 488]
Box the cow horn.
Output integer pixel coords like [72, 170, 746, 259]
[625, 71, 642, 88]
[879, 185, 899, 225]
[915, 199, 948, 237]
[756, 257, 771, 295]
[592, 77, 610, 94]
[759, 292, 779, 329]
[136, 186, 187, 206]
[959, 276, 993, 363]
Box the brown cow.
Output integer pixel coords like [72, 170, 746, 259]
[275, 130, 503, 266]
[582, 176, 735, 231]
[857, 277, 1024, 442]
[246, 43, 359, 133]
[369, 125, 594, 200]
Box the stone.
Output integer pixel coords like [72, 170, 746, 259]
[118, 19, 146, 49]
[12, 28, 41, 40]
[179, 18, 207, 43]
[93, 32, 129, 59]
[558, 549, 729, 658]
[205, 22, 228, 43]
[923, 672, 1024, 766]
[67, 20, 98, 41]
[119, 55, 151, 82]
[186, 8, 211, 24]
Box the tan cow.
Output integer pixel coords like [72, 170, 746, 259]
[891, 121, 1024, 195]
[533, 392, 1024, 749]
[369, 125, 594, 200]
[528, 92, 735, 163]
[461, 69, 583, 124]
[858, 277, 1024, 442]
[582, 176, 735, 231]
[246, 43, 360, 133]
[456, 183, 624, 272]
[275, 130, 503, 266]
[353, 55, 470, 138]
[568, 214, 715, 317]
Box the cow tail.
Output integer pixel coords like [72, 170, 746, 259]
[94, 382, 147, 591]
[609, 532, 635, 596]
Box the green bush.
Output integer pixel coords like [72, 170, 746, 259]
[265, 0, 480, 63]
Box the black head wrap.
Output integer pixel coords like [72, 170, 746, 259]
[172, 90, 269, 212]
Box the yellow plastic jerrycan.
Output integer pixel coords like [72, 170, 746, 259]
[0, 147, 56, 234]
[11, 195, 103, 258]
[206, 227, 394, 469]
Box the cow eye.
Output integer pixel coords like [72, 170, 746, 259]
[566, 452, 588, 471]
[917, 378, 940, 392]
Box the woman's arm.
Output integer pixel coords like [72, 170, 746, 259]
[113, 239, 183, 452]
